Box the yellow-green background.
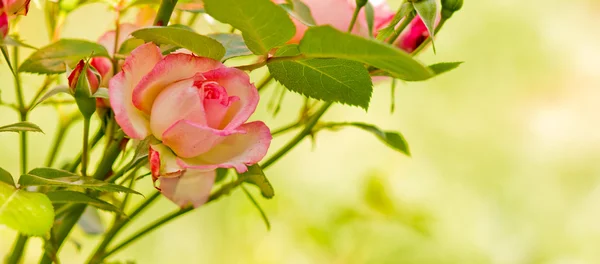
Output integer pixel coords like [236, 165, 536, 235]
[3, 0, 600, 263]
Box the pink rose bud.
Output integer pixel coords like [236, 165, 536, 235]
[110, 43, 272, 208]
[396, 16, 430, 53]
[4, 0, 31, 16]
[0, 12, 8, 39]
[68, 60, 100, 94]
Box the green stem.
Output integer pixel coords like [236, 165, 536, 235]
[262, 102, 333, 169]
[153, 0, 179, 26]
[256, 73, 274, 92]
[235, 55, 305, 72]
[46, 114, 81, 167]
[387, 12, 415, 45]
[6, 234, 28, 264]
[347, 6, 361, 32]
[67, 127, 103, 172]
[81, 117, 91, 176]
[271, 122, 301, 137]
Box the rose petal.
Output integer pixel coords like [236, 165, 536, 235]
[178, 121, 272, 173]
[150, 144, 184, 177]
[132, 54, 224, 114]
[150, 78, 208, 139]
[0, 13, 8, 39]
[161, 119, 242, 158]
[202, 67, 259, 130]
[158, 169, 216, 208]
[109, 43, 162, 139]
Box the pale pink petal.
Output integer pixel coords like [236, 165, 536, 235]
[158, 169, 216, 208]
[149, 78, 208, 139]
[178, 121, 272, 173]
[161, 120, 242, 158]
[98, 23, 140, 55]
[202, 68, 258, 130]
[132, 54, 224, 114]
[90, 57, 112, 84]
[109, 43, 162, 139]
[150, 144, 184, 177]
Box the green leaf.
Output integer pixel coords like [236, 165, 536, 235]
[429, 61, 463, 75]
[46, 191, 123, 214]
[376, 2, 413, 41]
[280, 0, 316, 26]
[215, 168, 229, 183]
[300, 26, 434, 81]
[20, 168, 142, 195]
[117, 38, 145, 56]
[239, 164, 274, 199]
[268, 57, 373, 109]
[204, 0, 295, 55]
[31, 85, 70, 110]
[207, 33, 253, 61]
[0, 168, 15, 187]
[0, 121, 44, 133]
[323, 122, 410, 156]
[1, 36, 38, 49]
[131, 27, 225, 60]
[19, 39, 110, 74]
[412, 0, 438, 53]
[365, 2, 375, 37]
[0, 182, 54, 236]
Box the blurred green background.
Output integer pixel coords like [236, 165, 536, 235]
[3, 0, 600, 263]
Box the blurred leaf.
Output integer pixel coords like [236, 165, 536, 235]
[412, 0, 438, 52]
[0, 167, 15, 187]
[241, 185, 270, 230]
[364, 175, 395, 215]
[1, 36, 38, 49]
[77, 207, 105, 235]
[0, 182, 54, 236]
[204, 0, 295, 55]
[31, 85, 70, 110]
[215, 168, 229, 183]
[268, 45, 373, 109]
[117, 38, 145, 56]
[239, 164, 274, 199]
[0, 121, 44, 133]
[428, 61, 463, 75]
[207, 33, 253, 61]
[19, 39, 110, 74]
[92, 88, 109, 99]
[365, 2, 375, 37]
[47, 191, 123, 215]
[20, 168, 142, 195]
[280, 0, 316, 26]
[131, 27, 225, 60]
[321, 122, 410, 156]
[300, 26, 434, 81]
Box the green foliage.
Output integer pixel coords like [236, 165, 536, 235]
[19, 39, 110, 74]
[131, 27, 226, 60]
[31, 85, 70, 110]
[0, 121, 44, 133]
[73, 60, 97, 119]
[77, 207, 105, 235]
[412, 0, 438, 52]
[204, 0, 295, 55]
[365, 2, 375, 37]
[46, 191, 123, 214]
[241, 186, 271, 230]
[376, 2, 413, 41]
[117, 38, 146, 56]
[0, 168, 15, 187]
[300, 26, 434, 81]
[320, 122, 410, 156]
[428, 62, 463, 75]
[20, 168, 141, 195]
[207, 33, 253, 60]
[0, 36, 38, 49]
[239, 164, 274, 199]
[280, 0, 317, 26]
[0, 182, 54, 236]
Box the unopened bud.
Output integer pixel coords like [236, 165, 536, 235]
[441, 0, 463, 19]
[355, 0, 368, 8]
[68, 60, 100, 94]
[68, 60, 100, 118]
[0, 13, 8, 39]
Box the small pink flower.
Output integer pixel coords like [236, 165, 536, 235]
[90, 23, 140, 88]
[0, 12, 7, 39]
[110, 43, 272, 208]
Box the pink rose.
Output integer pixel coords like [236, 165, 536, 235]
[109, 43, 272, 207]
[90, 23, 140, 88]
[0, 0, 31, 39]
[274, 0, 395, 43]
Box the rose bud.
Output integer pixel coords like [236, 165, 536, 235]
[396, 16, 430, 53]
[68, 60, 100, 118]
[110, 43, 272, 208]
[441, 0, 463, 19]
[0, 12, 8, 39]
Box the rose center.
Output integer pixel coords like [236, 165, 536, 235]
[199, 81, 228, 105]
